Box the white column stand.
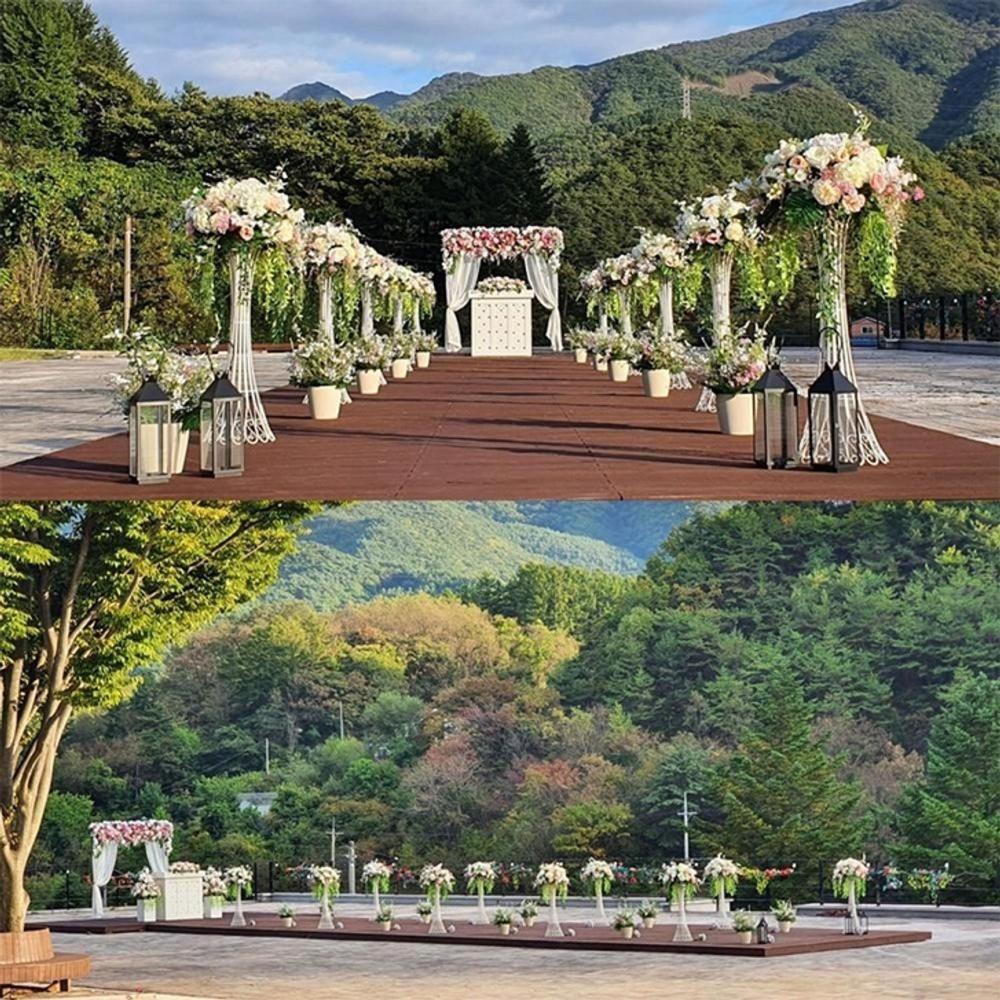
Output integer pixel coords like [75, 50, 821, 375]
[227, 253, 274, 444]
[429, 884, 447, 935]
[544, 890, 564, 938]
[318, 272, 335, 346]
[372, 882, 381, 920]
[594, 884, 608, 926]
[696, 252, 734, 413]
[318, 887, 334, 929]
[475, 885, 488, 925]
[673, 889, 692, 942]
[230, 885, 246, 928]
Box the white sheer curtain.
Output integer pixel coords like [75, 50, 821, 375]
[360, 285, 375, 338]
[523, 252, 562, 351]
[617, 288, 633, 335]
[659, 281, 675, 336]
[444, 255, 480, 352]
[91, 841, 119, 917]
[145, 840, 169, 874]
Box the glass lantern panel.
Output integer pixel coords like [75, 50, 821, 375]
[835, 394, 860, 466]
[809, 395, 833, 466]
[763, 391, 788, 467]
[200, 401, 214, 472]
[134, 403, 170, 482]
[225, 400, 245, 472]
[753, 393, 767, 462]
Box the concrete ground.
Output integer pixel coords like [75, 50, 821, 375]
[34, 900, 1000, 1000]
[1, 348, 997, 468]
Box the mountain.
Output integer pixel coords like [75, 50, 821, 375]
[279, 81, 355, 104]
[281, 1, 999, 147]
[264, 501, 706, 610]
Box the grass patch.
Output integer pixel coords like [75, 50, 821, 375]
[0, 347, 72, 361]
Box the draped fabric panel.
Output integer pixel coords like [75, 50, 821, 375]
[91, 841, 119, 917]
[444, 256, 481, 352]
[523, 252, 562, 351]
[145, 841, 170, 874]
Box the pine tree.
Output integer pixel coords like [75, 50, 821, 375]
[893, 672, 1000, 882]
[707, 663, 861, 865]
[497, 123, 554, 225]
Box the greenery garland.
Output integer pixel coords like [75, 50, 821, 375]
[857, 209, 898, 299]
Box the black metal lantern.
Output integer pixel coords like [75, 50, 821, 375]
[752, 366, 798, 469]
[843, 909, 870, 936]
[128, 378, 173, 485]
[807, 363, 861, 472]
[755, 916, 770, 944]
[199, 374, 245, 478]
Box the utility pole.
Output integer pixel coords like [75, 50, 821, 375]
[330, 817, 337, 866]
[347, 841, 356, 895]
[264, 737, 270, 775]
[681, 78, 692, 120]
[677, 791, 697, 861]
[123, 215, 133, 333]
[338, 701, 345, 740]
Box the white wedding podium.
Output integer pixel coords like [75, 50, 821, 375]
[470, 290, 534, 356]
[153, 872, 203, 921]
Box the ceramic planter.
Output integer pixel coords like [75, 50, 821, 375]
[620, 925, 635, 939]
[642, 369, 671, 398]
[307, 385, 342, 420]
[609, 359, 630, 382]
[203, 897, 223, 919]
[593, 356, 609, 372]
[716, 392, 754, 435]
[357, 369, 381, 395]
[574, 347, 588, 363]
[736, 930, 753, 944]
[378, 920, 391, 932]
[523, 916, 536, 927]
[642, 916, 656, 929]
[280, 917, 294, 928]
[498, 923, 511, 936]
[420, 913, 431, 924]
[136, 899, 157, 923]
[390, 358, 409, 379]
[416, 351, 431, 368]
[168, 423, 190, 474]
[778, 921, 792, 933]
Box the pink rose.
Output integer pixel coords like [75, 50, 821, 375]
[239, 225, 254, 241]
[912, 186, 925, 202]
[211, 211, 230, 234]
[842, 192, 866, 214]
[870, 172, 886, 193]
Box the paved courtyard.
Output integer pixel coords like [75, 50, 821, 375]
[34, 901, 1000, 1000]
[1, 348, 997, 469]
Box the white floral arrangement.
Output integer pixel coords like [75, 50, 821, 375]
[580, 858, 616, 895]
[354, 335, 391, 371]
[302, 220, 361, 274]
[534, 862, 570, 903]
[634, 330, 690, 373]
[288, 338, 356, 388]
[585, 330, 613, 358]
[601, 252, 655, 289]
[201, 866, 227, 899]
[309, 865, 341, 898]
[704, 855, 740, 897]
[168, 861, 201, 874]
[419, 863, 456, 900]
[832, 857, 870, 900]
[697, 323, 774, 395]
[90, 819, 174, 854]
[579, 263, 612, 300]
[363, 859, 393, 892]
[387, 331, 416, 361]
[465, 861, 497, 893]
[224, 865, 253, 893]
[675, 186, 760, 251]
[183, 174, 304, 249]
[130, 868, 161, 900]
[632, 230, 687, 276]
[660, 861, 701, 903]
[441, 226, 563, 271]
[476, 276, 529, 295]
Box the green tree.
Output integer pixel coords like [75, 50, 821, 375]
[496, 124, 554, 225]
[0, 500, 314, 931]
[552, 800, 632, 859]
[893, 672, 1000, 883]
[706, 665, 861, 866]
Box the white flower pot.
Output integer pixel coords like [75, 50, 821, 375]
[204, 897, 223, 919]
[280, 917, 294, 928]
[593, 356, 608, 372]
[642, 369, 671, 398]
[609, 359, 630, 382]
[499, 923, 511, 936]
[716, 392, 754, 436]
[620, 925, 635, 939]
[307, 385, 342, 420]
[574, 348, 588, 363]
[642, 916, 656, 929]
[524, 916, 535, 927]
[379, 920, 391, 932]
[391, 358, 409, 379]
[168, 423, 190, 474]
[416, 351, 431, 369]
[137, 899, 157, 923]
[357, 369, 381, 395]
[736, 930, 753, 944]
[778, 921, 792, 934]
[420, 913, 431, 924]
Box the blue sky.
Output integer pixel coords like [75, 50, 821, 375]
[89, 0, 855, 98]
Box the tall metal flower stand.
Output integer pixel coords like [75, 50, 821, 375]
[544, 889, 564, 938]
[428, 884, 447, 935]
[230, 885, 246, 928]
[696, 252, 734, 413]
[659, 279, 692, 390]
[801, 216, 888, 465]
[673, 889, 693, 943]
[227, 253, 274, 444]
[317, 887, 334, 930]
[474, 885, 489, 925]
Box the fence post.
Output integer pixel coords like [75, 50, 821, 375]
[64, 870, 71, 910]
[269, 860, 274, 897]
[817, 861, 824, 904]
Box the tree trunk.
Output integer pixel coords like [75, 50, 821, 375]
[0, 849, 29, 933]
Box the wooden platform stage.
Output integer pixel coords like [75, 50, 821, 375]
[39, 913, 931, 958]
[2, 356, 996, 500]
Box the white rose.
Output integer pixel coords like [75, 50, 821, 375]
[724, 221, 744, 242]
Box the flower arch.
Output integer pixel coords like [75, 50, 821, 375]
[441, 227, 564, 353]
[89, 819, 173, 917]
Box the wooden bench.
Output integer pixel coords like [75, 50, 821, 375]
[0, 929, 90, 995]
